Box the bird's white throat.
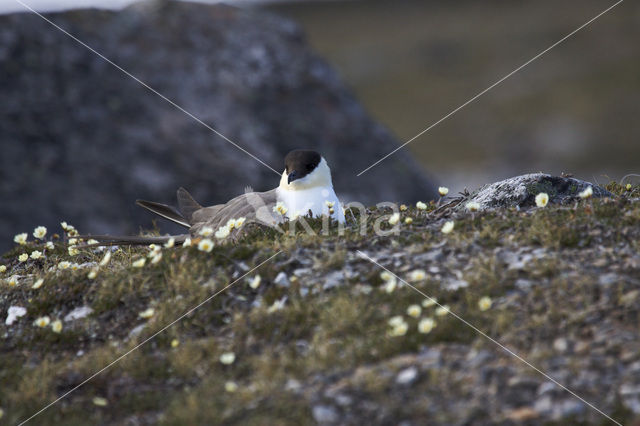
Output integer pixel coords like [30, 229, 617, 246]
[276, 157, 345, 223]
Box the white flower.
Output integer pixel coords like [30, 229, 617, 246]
[5, 306, 26, 325]
[198, 226, 214, 237]
[132, 258, 146, 268]
[418, 317, 436, 334]
[380, 271, 393, 282]
[407, 304, 422, 318]
[416, 201, 427, 210]
[388, 213, 400, 225]
[0, 265, 6, 273]
[383, 277, 397, 293]
[99, 251, 111, 266]
[92, 397, 108, 407]
[224, 381, 238, 393]
[466, 201, 480, 212]
[18, 253, 28, 262]
[435, 305, 450, 316]
[7, 275, 18, 287]
[388, 320, 408, 337]
[88, 269, 98, 279]
[248, 275, 261, 289]
[33, 226, 47, 240]
[626, 183, 632, 191]
[478, 296, 492, 311]
[51, 319, 63, 333]
[441, 221, 454, 234]
[68, 246, 79, 256]
[273, 202, 288, 216]
[234, 217, 246, 228]
[226, 218, 237, 231]
[139, 308, 154, 318]
[535, 193, 549, 208]
[68, 238, 77, 245]
[438, 187, 449, 196]
[197, 238, 214, 252]
[34, 316, 50, 327]
[151, 252, 163, 264]
[404, 217, 413, 225]
[408, 269, 426, 282]
[400, 204, 408, 211]
[219, 352, 236, 365]
[183, 237, 192, 247]
[14, 233, 28, 245]
[164, 237, 175, 248]
[325, 201, 335, 208]
[46, 241, 54, 250]
[32, 278, 44, 289]
[214, 225, 230, 239]
[579, 186, 593, 199]
[388, 316, 405, 327]
[87, 239, 99, 245]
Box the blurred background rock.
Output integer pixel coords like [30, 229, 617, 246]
[1, 0, 638, 251]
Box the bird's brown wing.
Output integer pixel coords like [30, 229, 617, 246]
[189, 189, 282, 237]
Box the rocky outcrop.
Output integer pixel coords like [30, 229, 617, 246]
[459, 173, 612, 211]
[0, 0, 436, 249]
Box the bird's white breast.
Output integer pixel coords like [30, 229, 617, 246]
[276, 186, 345, 223]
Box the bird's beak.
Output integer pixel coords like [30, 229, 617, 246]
[287, 171, 299, 185]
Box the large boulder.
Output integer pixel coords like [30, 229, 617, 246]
[0, 0, 436, 249]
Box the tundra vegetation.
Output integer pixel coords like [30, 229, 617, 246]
[1, 182, 639, 425]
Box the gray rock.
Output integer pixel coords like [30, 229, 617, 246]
[274, 271, 289, 288]
[396, 366, 419, 385]
[312, 404, 338, 424]
[0, 1, 437, 250]
[459, 173, 612, 211]
[64, 306, 94, 322]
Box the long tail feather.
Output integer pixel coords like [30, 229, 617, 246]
[136, 199, 191, 228]
[176, 187, 203, 221]
[76, 234, 189, 247]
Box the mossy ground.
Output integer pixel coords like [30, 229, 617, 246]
[1, 183, 639, 425]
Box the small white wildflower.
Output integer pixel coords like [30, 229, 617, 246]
[535, 193, 549, 208]
[198, 226, 214, 237]
[380, 271, 393, 282]
[408, 269, 426, 282]
[224, 381, 238, 393]
[388, 213, 400, 225]
[388, 320, 408, 337]
[441, 221, 454, 234]
[33, 226, 47, 240]
[248, 275, 261, 289]
[325, 200, 335, 208]
[138, 308, 154, 319]
[7, 275, 18, 287]
[388, 316, 405, 327]
[183, 237, 191, 247]
[438, 187, 449, 196]
[219, 352, 236, 365]
[164, 237, 175, 248]
[70, 263, 80, 271]
[234, 217, 246, 228]
[46, 241, 54, 250]
[226, 218, 237, 231]
[407, 304, 422, 318]
[0, 265, 6, 273]
[92, 397, 108, 407]
[87, 239, 99, 245]
[68, 238, 77, 245]
[68, 246, 79, 256]
[418, 317, 436, 334]
[14, 233, 28, 245]
[99, 251, 111, 266]
[88, 269, 98, 279]
[466, 201, 480, 212]
[626, 183, 632, 191]
[132, 258, 146, 268]
[60, 221, 70, 230]
[273, 202, 288, 216]
[32, 278, 44, 289]
[198, 238, 214, 252]
[383, 277, 397, 293]
[400, 204, 408, 211]
[416, 201, 427, 210]
[435, 305, 450, 316]
[51, 319, 63, 333]
[151, 252, 163, 264]
[579, 186, 593, 199]
[18, 253, 28, 262]
[214, 225, 230, 239]
[34, 316, 50, 327]
[478, 296, 493, 311]
[404, 217, 413, 225]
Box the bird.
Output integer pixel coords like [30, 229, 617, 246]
[81, 149, 345, 245]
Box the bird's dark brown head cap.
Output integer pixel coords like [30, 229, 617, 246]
[284, 150, 322, 184]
